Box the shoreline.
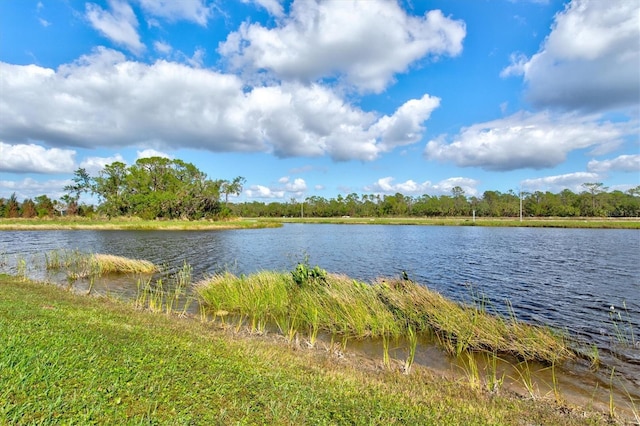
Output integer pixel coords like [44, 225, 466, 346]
[0, 274, 627, 424]
[1, 216, 639, 230]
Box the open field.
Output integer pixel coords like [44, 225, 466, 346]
[0, 275, 617, 424]
[261, 216, 640, 229]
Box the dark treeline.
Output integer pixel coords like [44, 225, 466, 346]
[231, 183, 640, 218]
[1, 156, 638, 219]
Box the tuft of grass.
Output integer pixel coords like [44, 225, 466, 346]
[92, 254, 157, 274]
[45, 250, 157, 283]
[196, 271, 573, 366]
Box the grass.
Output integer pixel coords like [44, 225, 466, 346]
[45, 250, 158, 281]
[261, 216, 640, 229]
[195, 271, 574, 365]
[0, 274, 613, 424]
[0, 216, 281, 231]
[2, 216, 638, 230]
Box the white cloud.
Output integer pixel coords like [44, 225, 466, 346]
[502, 0, 640, 111]
[0, 142, 76, 173]
[244, 185, 285, 199]
[372, 94, 441, 151]
[137, 0, 212, 26]
[364, 176, 479, 197]
[520, 172, 601, 193]
[285, 177, 307, 193]
[136, 149, 171, 160]
[246, 0, 284, 17]
[424, 111, 629, 171]
[587, 154, 640, 173]
[154, 41, 172, 54]
[219, 0, 465, 92]
[86, 0, 144, 54]
[79, 154, 126, 176]
[38, 18, 51, 27]
[0, 49, 439, 162]
[0, 177, 72, 201]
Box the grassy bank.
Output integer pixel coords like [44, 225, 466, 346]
[262, 216, 640, 229]
[2, 216, 638, 230]
[0, 275, 613, 425]
[0, 216, 281, 231]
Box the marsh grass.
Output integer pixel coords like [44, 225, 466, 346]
[133, 262, 195, 317]
[195, 271, 573, 368]
[45, 250, 157, 282]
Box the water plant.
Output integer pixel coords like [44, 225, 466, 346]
[195, 269, 574, 368]
[16, 256, 27, 281]
[608, 302, 636, 347]
[403, 326, 418, 375]
[484, 350, 505, 393]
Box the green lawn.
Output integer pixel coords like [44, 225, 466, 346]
[0, 275, 613, 424]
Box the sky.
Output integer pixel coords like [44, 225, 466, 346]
[0, 0, 639, 204]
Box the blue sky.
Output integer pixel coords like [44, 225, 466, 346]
[1, 0, 638, 204]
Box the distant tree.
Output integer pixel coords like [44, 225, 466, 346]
[221, 176, 246, 205]
[451, 186, 469, 215]
[64, 168, 92, 202]
[20, 199, 37, 218]
[5, 193, 19, 218]
[34, 195, 55, 217]
[93, 161, 128, 217]
[581, 182, 608, 216]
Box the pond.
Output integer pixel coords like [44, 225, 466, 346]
[1, 224, 638, 410]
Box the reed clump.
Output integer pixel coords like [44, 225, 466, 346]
[91, 254, 157, 274]
[195, 269, 573, 365]
[46, 250, 157, 277]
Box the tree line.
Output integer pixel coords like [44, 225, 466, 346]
[230, 183, 639, 218]
[0, 157, 245, 220]
[1, 156, 638, 219]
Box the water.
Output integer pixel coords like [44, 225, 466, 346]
[1, 224, 638, 405]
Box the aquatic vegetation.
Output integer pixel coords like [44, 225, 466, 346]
[45, 250, 157, 283]
[195, 269, 573, 366]
[608, 302, 636, 347]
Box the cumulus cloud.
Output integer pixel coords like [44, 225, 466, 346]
[520, 172, 601, 193]
[364, 176, 479, 197]
[219, 0, 465, 92]
[86, 1, 144, 54]
[0, 177, 72, 201]
[283, 177, 307, 193]
[587, 154, 640, 173]
[0, 142, 76, 173]
[424, 111, 629, 171]
[79, 154, 126, 176]
[245, 176, 308, 200]
[136, 149, 171, 160]
[137, 0, 212, 26]
[0, 49, 439, 162]
[501, 0, 640, 111]
[244, 185, 285, 199]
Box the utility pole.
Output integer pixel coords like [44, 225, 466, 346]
[519, 188, 523, 222]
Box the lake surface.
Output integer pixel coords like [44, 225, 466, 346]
[1, 224, 638, 393]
